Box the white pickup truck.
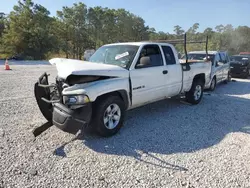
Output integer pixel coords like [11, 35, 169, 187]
[34, 41, 212, 137]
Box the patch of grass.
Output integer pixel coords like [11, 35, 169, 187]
[45, 52, 66, 60]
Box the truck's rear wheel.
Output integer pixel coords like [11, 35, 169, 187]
[185, 80, 204, 105]
[92, 95, 125, 137]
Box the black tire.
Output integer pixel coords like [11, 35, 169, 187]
[185, 80, 204, 105]
[209, 77, 216, 91]
[91, 95, 125, 137]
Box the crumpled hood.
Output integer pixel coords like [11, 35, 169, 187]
[49, 58, 129, 79]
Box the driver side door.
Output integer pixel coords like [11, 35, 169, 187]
[220, 52, 230, 80]
[129, 44, 168, 107]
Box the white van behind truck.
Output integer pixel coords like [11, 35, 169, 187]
[182, 51, 231, 91]
[83, 49, 95, 61]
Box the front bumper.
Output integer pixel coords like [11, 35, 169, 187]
[34, 72, 92, 135]
[53, 102, 92, 134]
[230, 67, 248, 77]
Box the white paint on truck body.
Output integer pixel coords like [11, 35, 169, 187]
[49, 42, 212, 109]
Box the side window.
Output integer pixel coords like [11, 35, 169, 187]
[161, 46, 176, 65]
[135, 45, 163, 68]
[214, 53, 222, 66]
[220, 53, 226, 64]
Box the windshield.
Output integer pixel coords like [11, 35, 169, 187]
[89, 45, 139, 69]
[230, 56, 249, 62]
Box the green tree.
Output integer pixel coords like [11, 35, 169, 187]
[173, 25, 184, 36]
[215, 24, 224, 33]
[56, 2, 91, 59]
[0, 13, 5, 37]
[187, 23, 200, 35]
[2, 0, 55, 59]
[1, 0, 250, 59]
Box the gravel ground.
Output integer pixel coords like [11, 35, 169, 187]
[1, 65, 250, 188]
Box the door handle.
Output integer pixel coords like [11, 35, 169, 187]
[163, 70, 168, 74]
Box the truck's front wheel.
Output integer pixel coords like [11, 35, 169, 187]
[185, 80, 204, 105]
[92, 95, 125, 137]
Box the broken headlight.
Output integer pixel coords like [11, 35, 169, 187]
[63, 95, 90, 109]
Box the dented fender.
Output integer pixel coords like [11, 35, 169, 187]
[62, 77, 130, 104]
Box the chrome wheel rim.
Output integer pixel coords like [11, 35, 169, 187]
[103, 103, 121, 129]
[194, 85, 202, 100]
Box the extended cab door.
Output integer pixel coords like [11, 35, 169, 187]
[160, 45, 182, 96]
[129, 44, 169, 107]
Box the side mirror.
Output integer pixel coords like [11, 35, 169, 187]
[136, 56, 151, 68]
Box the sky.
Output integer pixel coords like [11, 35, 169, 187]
[1, 0, 250, 33]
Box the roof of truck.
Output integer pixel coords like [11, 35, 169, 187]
[104, 42, 144, 46]
[104, 42, 175, 47]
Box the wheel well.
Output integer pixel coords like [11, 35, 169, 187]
[94, 90, 129, 110]
[193, 73, 205, 85]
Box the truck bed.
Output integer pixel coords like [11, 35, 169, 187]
[181, 61, 212, 92]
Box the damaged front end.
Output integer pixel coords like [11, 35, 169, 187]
[33, 72, 92, 137]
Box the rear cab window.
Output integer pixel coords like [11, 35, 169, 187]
[219, 52, 227, 64]
[161, 45, 176, 65]
[215, 53, 222, 66]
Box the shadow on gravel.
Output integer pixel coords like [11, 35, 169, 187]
[54, 80, 250, 170]
[213, 78, 250, 96]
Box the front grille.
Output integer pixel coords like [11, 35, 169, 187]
[55, 76, 65, 102]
